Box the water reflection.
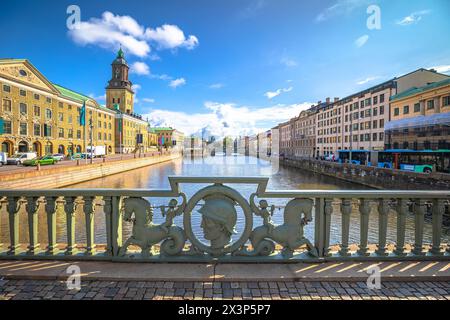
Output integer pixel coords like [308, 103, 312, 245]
[1, 155, 448, 249]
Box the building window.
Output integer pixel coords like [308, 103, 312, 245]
[34, 105, 40, 117]
[380, 94, 385, 103]
[108, 123, 111, 130]
[3, 120, 12, 134]
[3, 85, 10, 92]
[380, 119, 384, 128]
[59, 102, 64, 108]
[443, 96, 450, 107]
[394, 108, 399, 116]
[427, 100, 434, 110]
[34, 123, 41, 136]
[373, 107, 378, 116]
[20, 122, 27, 135]
[77, 130, 81, 139]
[373, 120, 377, 129]
[380, 105, 384, 115]
[373, 133, 377, 141]
[2, 99, 12, 112]
[68, 129, 73, 139]
[403, 105, 409, 114]
[19, 103, 27, 114]
[98, 132, 102, 140]
[373, 96, 378, 105]
[46, 109, 52, 119]
[46, 97, 52, 104]
[98, 121, 102, 128]
[44, 124, 52, 137]
[68, 115, 72, 124]
[108, 133, 112, 141]
[414, 103, 420, 112]
[20, 89, 26, 97]
[34, 93, 40, 100]
[104, 133, 107, 140]
[58, 128, 64, 138]
[58, 112, 64, 122]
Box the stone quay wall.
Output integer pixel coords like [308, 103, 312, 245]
[281, 158, 450, 190]
[0, 153, 181, 189]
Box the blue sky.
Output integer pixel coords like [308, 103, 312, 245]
[1, 0, 449, 136]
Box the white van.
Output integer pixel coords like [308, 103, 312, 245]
[0, 152, 7, 166]
[6, 152, 37, 165]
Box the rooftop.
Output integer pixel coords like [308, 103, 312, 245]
[390, 78, 450, 102]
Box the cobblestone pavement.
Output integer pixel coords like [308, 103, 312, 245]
[1, 279, 450, 300]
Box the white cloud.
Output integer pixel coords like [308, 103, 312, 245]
[264, 87, 293, 100]
[316, 0, 371, 22]
[355, 34, 369, 48]
[145, 24, 199, 50]
[357, 76, 381, 85]
[280, 57, 298, 67]
[169, 78, 186, 88]
[144, 101, 311, 136]
[396, 10, 431, 26]
[130, 61, 150, 75]
[143, 98, 155, 103]
[428, 65, 450, 75]
[209, 83, 225, 89]
[68, 11, 198, 57]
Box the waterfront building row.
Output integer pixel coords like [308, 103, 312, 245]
[0, 49, 184, 157]
[272, 68, 450, 158]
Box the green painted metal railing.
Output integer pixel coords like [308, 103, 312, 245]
[0, 177, 449, 262]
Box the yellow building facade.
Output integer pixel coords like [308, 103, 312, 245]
[386, 78, 450, 150]
[0, 59, 115, 156]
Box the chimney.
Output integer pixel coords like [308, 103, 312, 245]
[334, 97, 339, 102]
[326, 97, 330, 104]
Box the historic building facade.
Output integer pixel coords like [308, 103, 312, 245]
[292, 106, 318, 158]
[314, 68, 449, 157]
[1, 49, 183, 158]
[386, 78, 450, 150]
[0, 59, 115, 157]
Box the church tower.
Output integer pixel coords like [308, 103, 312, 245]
[106, 47, 135, 114]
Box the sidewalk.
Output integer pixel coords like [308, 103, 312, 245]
[0, 260, 448, 282]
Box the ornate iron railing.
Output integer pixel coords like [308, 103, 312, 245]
[0, 177, 449, 262]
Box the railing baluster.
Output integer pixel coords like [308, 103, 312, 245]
[103, 196, 113, 256]
[358, 199, 371, 256]
[7, 197, 20, 255]
[431, 199, 445, 255]
[394, 199, 408, 256]
[376, 199, 390, 256]
[83, 196, 95, 255]
[0, 197, 5, 251]
[324, 198, 333, 256]
[26, 197, 39, 255]
[339, 199, 352, 256]
[45, 196, 57, 255]
[413, 199, 426, 256]
[111, 196, 123, 256]
[64, 196, 76, 256]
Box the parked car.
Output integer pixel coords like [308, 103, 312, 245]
[6, 152, 37, 165]
[22, 155, 57, 166]
[52, 153, 65, 162]
[0, 152, 7, 166]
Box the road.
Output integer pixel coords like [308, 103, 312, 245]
[0, 151, 169, 176]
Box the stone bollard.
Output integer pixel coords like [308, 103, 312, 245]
[36, 163, 41, 171]
[77, 159, 80, 166]
[103, 157, 106, 163]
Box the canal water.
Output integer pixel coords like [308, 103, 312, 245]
[1, 155, 448, 249]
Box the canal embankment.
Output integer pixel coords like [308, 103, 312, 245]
[0, 152, 181, 189]
[281, 158, 450, 190]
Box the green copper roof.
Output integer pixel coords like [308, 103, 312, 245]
[152, 127, 174, 132]
[53, 83, 91, 103]
[117, 47, 124, 58]
[390, 78, 450, 102]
